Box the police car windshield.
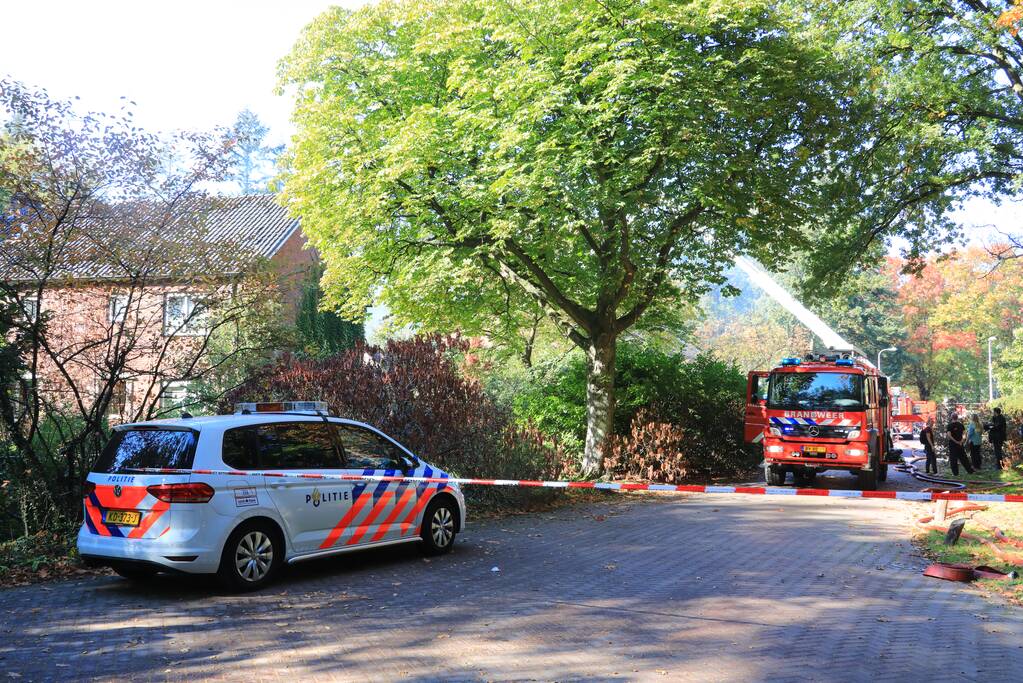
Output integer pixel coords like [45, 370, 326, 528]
[767, 372, 865, 410]
[93, 428, 198, 473]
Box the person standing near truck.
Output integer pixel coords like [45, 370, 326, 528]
[920, 417, 937, 474]
[947, 414, 974, 476]
[989, 407, 1007, 470]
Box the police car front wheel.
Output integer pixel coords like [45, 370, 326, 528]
[421, 499, 457, 555]
[218, 521, 283, 591]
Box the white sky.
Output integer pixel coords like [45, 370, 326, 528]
[1, 1, 365, 147]
[1, 0, 1019, 251]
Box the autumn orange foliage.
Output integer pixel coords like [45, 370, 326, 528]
[998, 1, 1023, 36]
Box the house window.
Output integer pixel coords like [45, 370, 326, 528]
[109, 293, 129, 323]
[160, 380, 194, 413]
[12, 371, 35, 418]
[163, 293, 208, 336]
[107, 380, 128, 417]
[20, 295, 39, 323]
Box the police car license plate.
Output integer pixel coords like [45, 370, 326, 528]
[105, 510, 141, 527]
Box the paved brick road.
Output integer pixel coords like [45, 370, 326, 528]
[2, 469, 1022, 682]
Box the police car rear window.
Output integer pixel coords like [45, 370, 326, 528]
[222, 422, 342, 470]
[93, 428, 198, 473]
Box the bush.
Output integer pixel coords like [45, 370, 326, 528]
[0, 413, 103, 541]
[993, 395, 1023, 424]
[0, 526, 81, 586]
[514, 345, 758, 481]
[224, 335, 570, 509]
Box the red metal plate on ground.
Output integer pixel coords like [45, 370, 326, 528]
[923, 563, 975, 582]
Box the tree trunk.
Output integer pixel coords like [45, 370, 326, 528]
[521, 314, 541, 369]
[916, 378, 931, 401]
[581, 334, 616, 477]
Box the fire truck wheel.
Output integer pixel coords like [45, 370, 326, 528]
[857, 467, 878, 491]
[877, 462, 888, 482]
[765, 465, 786, 486]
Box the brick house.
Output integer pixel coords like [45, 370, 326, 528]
[2, 194, 315, 420]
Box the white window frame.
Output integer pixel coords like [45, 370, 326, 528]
[163, 293, 209, 336]
[13, 371, 35, 418]
[160, 380, 194, 413]
[109, 293, 130, 324]
[21, 294, 39, 323]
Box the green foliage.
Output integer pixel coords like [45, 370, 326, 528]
[993, 391, 1023, 422]
[998, 329, 1023, 402]
[512, 344, 751, 473]
[279, 0, 880, 325]
[814, 265, 906, 371]
[295, 269, 364, 358]
[807, 0, 1023, 284]
[277, 0, 898, 471]
[0, 528, 80, 584]
[510, 354, 589, 453]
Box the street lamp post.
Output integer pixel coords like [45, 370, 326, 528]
[877, 347, 897, 375]
[988, 336, 997, 403]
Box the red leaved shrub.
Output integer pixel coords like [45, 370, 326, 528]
[605, 409, 694, 483]
[223, 336, 570, 496]
[605, 407, 754, 484]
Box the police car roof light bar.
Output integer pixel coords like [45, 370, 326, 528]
[234, 401, 330, 415]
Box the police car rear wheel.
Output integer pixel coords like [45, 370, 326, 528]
[218, 521, 282, 591]
[421, 499, 457, 556]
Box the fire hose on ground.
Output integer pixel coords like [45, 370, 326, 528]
[893, 449, 1013, 491]
[894, 448, 1023, 578]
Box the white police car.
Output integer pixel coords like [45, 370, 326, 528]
[77, 401, 466, 591]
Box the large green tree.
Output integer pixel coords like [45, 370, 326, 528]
[815, 0, 1023, 269]
[279, 0, 894, 473]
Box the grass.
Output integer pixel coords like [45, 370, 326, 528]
[953, 465, 1023, 494]
[916, 468, 1023, 605]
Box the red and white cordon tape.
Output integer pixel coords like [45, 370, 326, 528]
[133, 468, 1023, 504]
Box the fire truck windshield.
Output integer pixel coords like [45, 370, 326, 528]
[767, 372, 865, 410]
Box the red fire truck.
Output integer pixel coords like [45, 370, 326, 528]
[744, 353, 895, 490]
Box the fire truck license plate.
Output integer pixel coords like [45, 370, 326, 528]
[104, 510, 141, 526]
[802, 446, 827, 455]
